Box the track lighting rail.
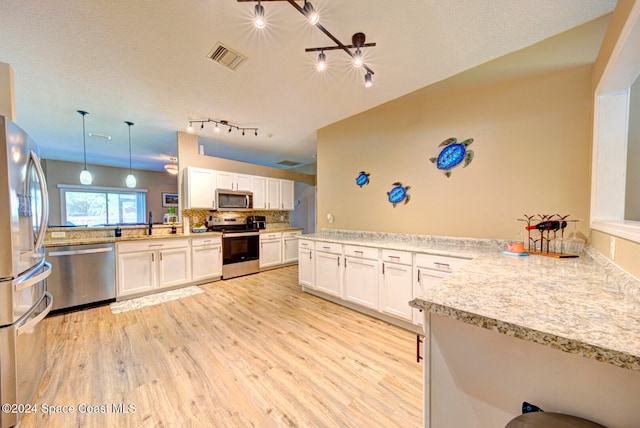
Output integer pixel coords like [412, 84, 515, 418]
[189, 119, 258, 136]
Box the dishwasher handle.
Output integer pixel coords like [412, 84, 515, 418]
[48, 247, 113, 257]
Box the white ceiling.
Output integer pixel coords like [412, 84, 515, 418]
[0, 0, 616, 173]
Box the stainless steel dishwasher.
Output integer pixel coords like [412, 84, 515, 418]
[45, 243, 116, 312]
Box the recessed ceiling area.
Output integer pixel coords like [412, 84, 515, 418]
[0, 0, 617, 173]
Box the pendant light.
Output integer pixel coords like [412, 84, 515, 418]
[77, 110, 92, 185]
[124, 121, 136, 188]
[164, 157, 178, 175]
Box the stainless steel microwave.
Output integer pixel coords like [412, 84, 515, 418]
[215, 189, 253, 211]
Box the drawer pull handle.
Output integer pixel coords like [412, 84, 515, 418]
[416, 334, 424, 363]
[434, 262, 450, 269]
[389, 255, 400, 261]
[322, 246, 330, 250]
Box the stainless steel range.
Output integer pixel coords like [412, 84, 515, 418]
[208, 216, 259, 279]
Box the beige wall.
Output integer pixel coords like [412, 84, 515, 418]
[0, 62, 16, 121]
[317, 63, 593, 239]
[42, 159, 178, 226]
[590, 0, 640, 277]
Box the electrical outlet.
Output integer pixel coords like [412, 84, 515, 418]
[192, 216, 198, 225]
[280, 215, 284, 222]
[610, 236, 616, 260]
[51, 231, 65, 238]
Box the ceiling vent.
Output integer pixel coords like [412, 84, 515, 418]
[277, 160, 302, 167]
[207, 42, 247, 71]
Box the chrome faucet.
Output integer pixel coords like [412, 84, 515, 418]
[148, 211, 153, 235]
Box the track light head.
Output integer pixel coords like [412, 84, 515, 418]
[303, 1, 319, 25]
[255, 130, 258, 136]
[214, 123, 220, 133]
[353, 48, 363, 68]
[364, 72, 373, 88]
[317, 51, 326, 71]
[254, 3, 265, 28]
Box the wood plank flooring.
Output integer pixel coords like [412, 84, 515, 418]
[22, 266, 422, 427]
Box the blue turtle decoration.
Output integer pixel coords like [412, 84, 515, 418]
[356, 171, 370, 187]
[387, 182, 410, 207]
[430, 137, 474, 177]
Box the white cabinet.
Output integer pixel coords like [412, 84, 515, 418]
[315, 242, 343, 298]
[117, 239, 191, 297]
[191, 236, 222, 282]
[216, 171, 252, 191]
[298, 240, 314, 288]
[251, 176, 267, 209]
[260, 232, 282, 268]
[282, 231, 301, 263]
[266, 178, 280, 210]
[344, 245, 379, 310]
[380, 249, 413, 321]
[183, 167, 216, 209]
[280, 179, 295, 210]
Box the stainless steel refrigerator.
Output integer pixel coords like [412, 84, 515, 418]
[0, 116, 52, 428]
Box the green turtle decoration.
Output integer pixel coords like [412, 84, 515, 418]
[387, 182, 411, 207]
[430, 137, 474, 177]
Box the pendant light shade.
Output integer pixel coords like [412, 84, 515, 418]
[124, 121, 136, 188]
[164, 157, 178, 175]
[254, 2, 265, 28]
[77, 110, 92, 185]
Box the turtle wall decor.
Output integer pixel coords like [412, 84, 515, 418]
[356, 171, 370, 187]
[430, 137, 475, 177]
[387, 182, 410, 207]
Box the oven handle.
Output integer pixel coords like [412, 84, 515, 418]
[223, 232, 260, 238]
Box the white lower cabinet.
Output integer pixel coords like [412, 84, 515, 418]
[380, 259, 414, 321]
[315, 246, 343, 298]
[191, 236, 222, 282]
[343, 245, 379, 310]
[413, 267, 447, 325]
[260, 232, 283, 268]
[117, 239, 191, 297]
[298, 240, 314, 288]
[282, 231, 301, 263]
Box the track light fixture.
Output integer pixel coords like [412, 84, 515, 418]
[237, 0, 376, 87]
[188, 119, 258, 136]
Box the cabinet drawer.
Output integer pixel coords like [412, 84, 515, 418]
[315, 241, 342, 255]
[191, 236, 221, 247]
[344, 245, 378, 260]
[260, 232, 282, 241]
[283, 230, 302, 238]
[117, 238, 189, 253]
[415, 253, 470, 273]
[298, 239, 314, 250]
[381, 249, 412, 265]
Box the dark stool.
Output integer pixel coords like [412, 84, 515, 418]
[506, 412, 606, 427]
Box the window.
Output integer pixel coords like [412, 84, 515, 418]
[59, 185, 147, 226]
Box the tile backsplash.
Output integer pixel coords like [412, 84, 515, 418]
[182, 209, 290, 228]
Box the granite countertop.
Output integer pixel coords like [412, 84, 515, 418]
[261, 227, 304, 233]
[302, 230, 640, 372]
[45, 231, 222, 247]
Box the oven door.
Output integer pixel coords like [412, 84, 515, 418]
[222, 232, 259, 265]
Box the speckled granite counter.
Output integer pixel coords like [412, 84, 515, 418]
[260, 227, 304, 233]
[301, 229, 640, 372]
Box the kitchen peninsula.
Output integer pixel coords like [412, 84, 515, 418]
[298, 229, 640, 427]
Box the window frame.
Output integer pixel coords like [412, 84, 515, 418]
[58, 184, 148, 226]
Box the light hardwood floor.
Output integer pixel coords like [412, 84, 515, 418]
[22, 266, 422, 427]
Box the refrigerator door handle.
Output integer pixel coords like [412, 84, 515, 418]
[17, 291, 53, 336]
[15, 262, 52, 292]
[29, 150, 49, 253]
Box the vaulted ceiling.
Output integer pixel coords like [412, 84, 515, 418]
[0, 0, 616, 173]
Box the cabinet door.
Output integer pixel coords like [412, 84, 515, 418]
[298, 249, 314, 288]
[235, 174, 252, 191]
[158, 247, 191, 288]
[251, 176, 267, 210]
[184, 167, 216, 209]
[283, 237, 299, 263]
[280, 179, 295, 210]
[344, 257, 379, 310]
[216, 171, 234, 190]
[266, 178, 280, 210]
[192, 244, 222, 282]
[315, 251, 342, 297]
[380, 262, 413, 321]
[413, 267, 448, 325]
[260, 239, 282, 268]
[117, 251, 155, 296]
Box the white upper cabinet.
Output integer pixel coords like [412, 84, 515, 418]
[252, 176, 267, 210]
[183, 167, 216, 209]
[216, 171, 252, 191]
[266, 178, 280, 210]
[280, 179, 294, 211]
